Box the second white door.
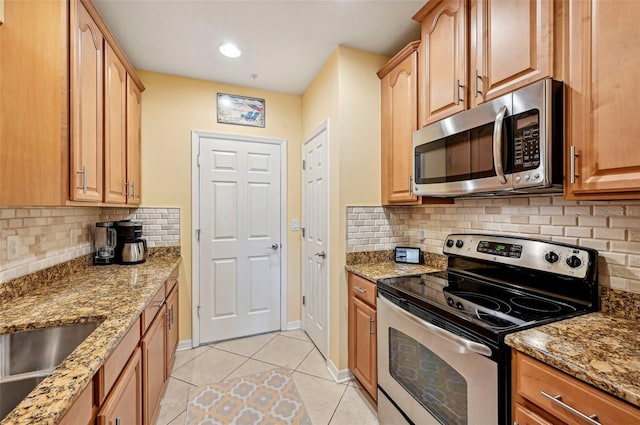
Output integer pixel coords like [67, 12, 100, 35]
[198, 134, 282, 343]
[302, 123, 329, 357]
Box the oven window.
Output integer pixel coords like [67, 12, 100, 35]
[389, 328, 468, 425]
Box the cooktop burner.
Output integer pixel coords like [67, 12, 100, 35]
[511, 296, 568, 313]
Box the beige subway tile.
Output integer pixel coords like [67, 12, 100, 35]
[626, 205, 640, 217]
[593, 205, 624, 216]
[529, 196, 553, 206]
[609, 265, 640, 280]
[578, 239, 608, 251]
[0, 209, 16, 219]
[578, 216, 607, 227]
[550, 236, 578, 245]
[611, 240, 640, 254]
[610, 217, 640, 229]
[565, 227, 592, 238]
[628, 255, 640, 267]
[550, 196, 577, 205]
[599, 252, 627, 266]
[593, 227, 626, 241]
[540, 206, 563, 216]
[529, 215, 550, 225]
[551, 215, 577, 226]
[8, 219, 22, 228]
[485, 207, 502, 214]
[627, 279, 640, 294]
[541, 226, 563, 236]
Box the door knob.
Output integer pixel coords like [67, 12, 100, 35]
[315, 251, 326, 258]
[267, 243, 279, 250]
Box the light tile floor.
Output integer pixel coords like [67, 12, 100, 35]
[156, 329, 379, 425]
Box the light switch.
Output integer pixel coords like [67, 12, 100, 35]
[291, 219, 299, 231]
[0, 0, 4, 25]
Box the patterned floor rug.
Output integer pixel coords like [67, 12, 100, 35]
[185, 368, 312, 425]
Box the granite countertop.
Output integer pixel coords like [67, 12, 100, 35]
[0, 254, 182, 425]
[505, 312, 640, 408]
[346, 261, 443, 282]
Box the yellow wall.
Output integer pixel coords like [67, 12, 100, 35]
[302, 46, 387, 369]
[138, 71, 302, 341]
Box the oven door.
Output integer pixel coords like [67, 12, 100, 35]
[377, 293, 498, 425]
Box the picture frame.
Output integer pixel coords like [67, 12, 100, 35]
[217, 93, 265, 128]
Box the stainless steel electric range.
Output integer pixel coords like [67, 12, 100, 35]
[376, 234, 599, 425]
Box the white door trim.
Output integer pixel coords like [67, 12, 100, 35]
[301, 119, 330, 357]
[191, 130, 288, 347]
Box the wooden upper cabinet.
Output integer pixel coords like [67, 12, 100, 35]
[104, 43, 128, 204]
[416, 0, 467, 127]
[566, 0, 640, 199]
[414, 0, 555, 126]
[379, 41, 421, 205]
[0, 0, 69, 206]
[127, 76, 143, 205]
[469, 0, 553, 107]
[70, 0, 104, 202]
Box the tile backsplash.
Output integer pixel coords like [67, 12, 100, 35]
[0, 207, 180, 283]
[347, 196, 640, 293]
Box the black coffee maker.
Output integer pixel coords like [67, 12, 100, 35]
[114, 221, 147, 264]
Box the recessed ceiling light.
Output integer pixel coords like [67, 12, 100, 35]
[219, 43, 241, 58]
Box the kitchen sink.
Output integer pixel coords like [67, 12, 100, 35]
[0, 321, 101, 420]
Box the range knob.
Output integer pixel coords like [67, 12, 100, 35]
[566, 255, 582, 268]
[455, 240, 464, 248]
[455, 302, 464, 310]
[544, 251, 559, 264]
[446, 239, 455, 248]
[446, 297, 455, 307]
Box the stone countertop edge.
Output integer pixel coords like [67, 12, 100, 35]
[345, 261, 443, 282]
[505, 312, 640, 409]
[0, 254, 182, 425]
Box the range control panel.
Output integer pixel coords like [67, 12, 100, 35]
[443, 234, 595, 279]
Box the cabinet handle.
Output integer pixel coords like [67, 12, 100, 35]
[540, 391, 601, 425]
[409, 175, 413, 196]
[368, 317, 375, 336]
[475, 70, 482, 98]
[353, 286, 367, 294]
[131, 181, 136, 199]
[76, 166, 87, 193]
[154, 297, 166, 308]
[115, 418, 121, 425]
[456, 79, 464, 105]
[170, 305, 175, 326]
[570, 145, 580, 184]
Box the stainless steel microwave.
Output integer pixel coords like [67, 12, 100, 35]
[413, 79, 563, 197]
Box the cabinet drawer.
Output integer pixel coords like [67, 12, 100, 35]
[513, 403, 553, 425]
[349, 273, 377, 307]
[98, 317, 140, 404]
[142, 285, 166, 334]
[515, 352, 640, 424]
[165, 266, 179, 296]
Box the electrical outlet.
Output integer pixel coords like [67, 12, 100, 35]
[7, 235, 19, 260]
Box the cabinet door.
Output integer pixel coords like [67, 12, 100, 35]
[104, 43, 127, 204]
[165, 284, 179, 377]
[566, 1, 640, 199]
[470, 0, 552, 107]
[381, 44, 421, 205]
[126, 76, 142, 205]
[418, 0, 467, 127]
[349, 296, 377, 401]
[70, 0, 103, 202]
[142, 305, 167, 425]
[96, 348, 142, 425]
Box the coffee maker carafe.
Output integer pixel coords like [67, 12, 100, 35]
[115, 221, 148, 264]
[94, 222, 117, 265]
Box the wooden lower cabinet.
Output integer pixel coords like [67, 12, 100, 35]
[348, 272, 377, 401]
[96, 347, 143, 425]
[512, 350, 640, 424]
[58, 379, 97, 425]
[142, 303, 167, 425]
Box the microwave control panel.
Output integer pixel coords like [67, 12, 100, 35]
[513, 110, 540, 172]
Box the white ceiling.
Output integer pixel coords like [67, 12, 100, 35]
[93, 0, 425, 94]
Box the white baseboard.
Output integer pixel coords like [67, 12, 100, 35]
[327, 358, 353, 384]
[177, 339, 193, 351]
[286, 320, 301, 330]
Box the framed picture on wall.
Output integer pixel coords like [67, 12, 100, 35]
[217, 93, 265, 128]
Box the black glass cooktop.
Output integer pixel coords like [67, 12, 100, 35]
[377, 269, 590, 343]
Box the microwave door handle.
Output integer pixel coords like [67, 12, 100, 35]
[379, 295, 492, 357]
[493, 105, 508, 184]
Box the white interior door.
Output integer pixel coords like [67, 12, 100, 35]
[302, 123, 329, 357]
[198, 135, 282, 343]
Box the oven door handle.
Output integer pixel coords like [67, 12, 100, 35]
[493, 105, 508, 185]
[379, 295, 493, 357]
